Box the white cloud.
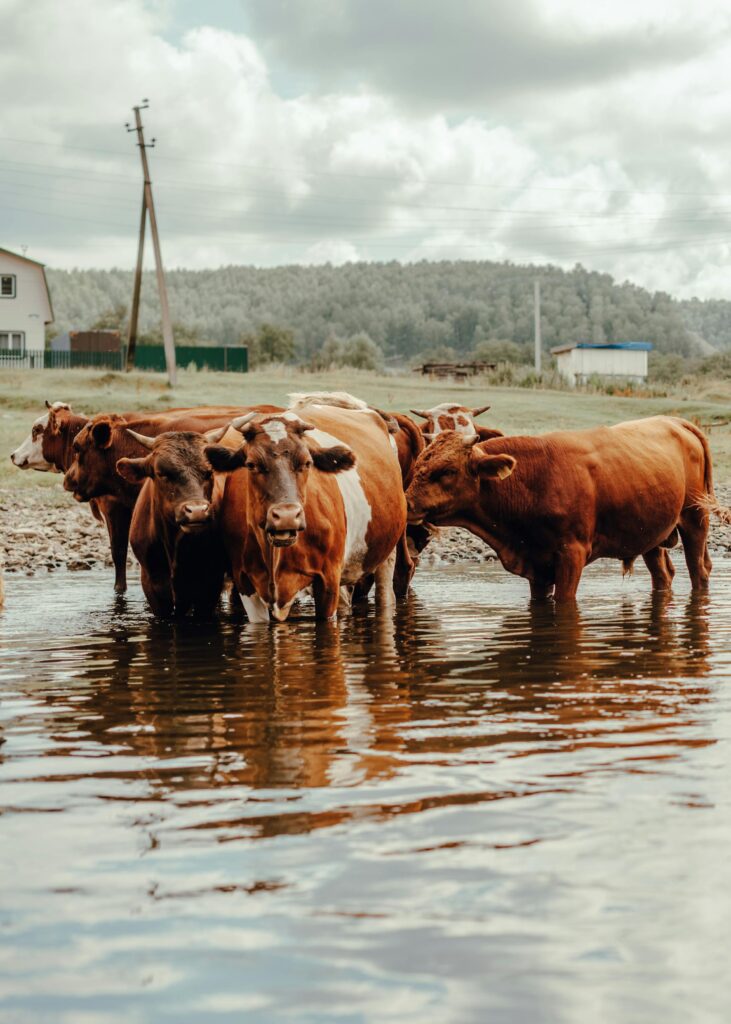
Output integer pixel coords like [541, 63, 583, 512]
[2, 0, 731, 297]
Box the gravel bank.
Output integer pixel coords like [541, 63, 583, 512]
[3, 483, 731, 576]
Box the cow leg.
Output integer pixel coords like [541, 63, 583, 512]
[353, 574, 374, 601]
[313, 572, 341, 621]
[679, 509, 711, 590]
[102, 500, 132, 594]
[553, 546, 586, 602]
[529, 579, 555, 601]
[642, 546, 675, 591]
[392, 531, 416, 598]
[140, 567, 174, 618]
[375, 548, 397, 609]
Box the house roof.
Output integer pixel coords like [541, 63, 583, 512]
[0, 246, 54, 324]
[551, 341, 653, 355]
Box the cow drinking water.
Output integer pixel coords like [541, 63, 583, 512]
[405, 415, 714, 602]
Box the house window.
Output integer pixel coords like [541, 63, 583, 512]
[0, 331, 25, 354]
[1, 274, 16, 298]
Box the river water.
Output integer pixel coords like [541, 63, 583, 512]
[1, 560, 730, 1023]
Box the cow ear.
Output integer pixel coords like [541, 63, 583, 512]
[116, 456, 152, 482]
[310, 444, 356, 473]
[204, 445, 247, 473]
[91, 420, 113, 449]
[476, 426, 505, 442]
[470, 449, 516, 481]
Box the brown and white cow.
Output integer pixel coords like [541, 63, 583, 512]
[10, 401, 138, 592]
[116, 427, 235, 618]
[409, 403, 495, 441]
[405, 416, 714, 602]
[206, 407, 407, 622]
[289, 392, 424, 596]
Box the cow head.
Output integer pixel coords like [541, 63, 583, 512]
[64, 415, 128, 501]
[410, 403, 491, 442]
[10, 401, 73, 471]
[116, 427, 227, 532]
[205, 412, 356, 547]
[405, 430, 516, 525]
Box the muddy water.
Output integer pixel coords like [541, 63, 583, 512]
[1, 561, 730, 1023]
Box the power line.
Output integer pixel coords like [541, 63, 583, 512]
[1, 133, 729, 199]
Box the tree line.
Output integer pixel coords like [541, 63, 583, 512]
[46, 260, 729, 368]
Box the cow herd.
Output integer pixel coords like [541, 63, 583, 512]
[9, 391, 725, 621]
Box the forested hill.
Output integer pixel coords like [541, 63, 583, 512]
[46, 261, 728, 361]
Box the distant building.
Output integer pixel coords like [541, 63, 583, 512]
[50, 330, 122, 352]
[551, 341, 653, 386]
[0, 247, 54, 353]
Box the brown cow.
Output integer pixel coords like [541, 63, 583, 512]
[405, 416, 714, 602]
[206, 407, 407, 622]
[116, 427, 234, 618]
[63, 406, 280, 591]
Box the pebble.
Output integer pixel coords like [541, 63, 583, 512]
[3, 483, 731, 577]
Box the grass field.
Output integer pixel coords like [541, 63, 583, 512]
[3, 366, 731, 496]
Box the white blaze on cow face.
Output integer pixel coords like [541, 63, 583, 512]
[10, 412, 52, 471]
[307, 426, 372, 585]
[262, 419, 288, 444]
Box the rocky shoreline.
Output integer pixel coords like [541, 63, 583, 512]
[3, 483, 731, 577]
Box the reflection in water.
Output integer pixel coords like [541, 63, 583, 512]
[1, 562, 730, 1023]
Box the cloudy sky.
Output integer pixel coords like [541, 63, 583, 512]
[2, 0, 731, 297]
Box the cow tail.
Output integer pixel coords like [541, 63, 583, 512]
[679, 419, 729, 522]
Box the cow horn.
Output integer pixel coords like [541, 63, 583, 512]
[45, 399, 52, 410]
[410, 409, 430, 419]
[471, 405, 490, 418]
[126, 428, 156, 450]
[204, 425, 228, 443]
[230, 411, 258, 432]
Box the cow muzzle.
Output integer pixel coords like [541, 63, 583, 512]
[10, 452, 27, 468]
[265, 503, 305, 546]
[178, 501, 212, 531]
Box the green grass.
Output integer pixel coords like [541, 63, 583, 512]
[3, 366, 731, 496]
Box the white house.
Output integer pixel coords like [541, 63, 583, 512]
[0, 247, 54, 355]
[551, 341, 652, 386]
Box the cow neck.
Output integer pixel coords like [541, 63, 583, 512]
[59, 417, 88, 470]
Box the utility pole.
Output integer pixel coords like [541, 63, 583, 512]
[534, 278, 542, 374]
[126, 100, 176, 386]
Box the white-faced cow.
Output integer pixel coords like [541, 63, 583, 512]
[406, 416, 714, 602]
[409, 403, 499, 442]
[206, 406, 407, 622]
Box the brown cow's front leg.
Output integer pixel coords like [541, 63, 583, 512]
[392, 531, 416, 598]
[140, 566, 174, 618]
[313, 571, 341, 621]
[529, 579, 555, 601]
[642, 546, 675, 590]
[553, 545, 586, 602]
[100, 499, 132, 594]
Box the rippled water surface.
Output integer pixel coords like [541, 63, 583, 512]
[1, 559, 731, 1023]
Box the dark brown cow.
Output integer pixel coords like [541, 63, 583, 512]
[206, 407, 407, 622]
[63, 406, 280, 591]
[405, 416, 714, 602]
[116, 427, 235, 618]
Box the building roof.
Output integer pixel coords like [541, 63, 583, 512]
[0, 246, 54, 324]
[551, 341, 653, 355]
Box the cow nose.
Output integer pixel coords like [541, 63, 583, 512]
[182, 501, 211, 523]
[267, 503, 305, 533]
[10, 453, 18, 465]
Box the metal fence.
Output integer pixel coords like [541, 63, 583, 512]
[0, 345, 248, 373]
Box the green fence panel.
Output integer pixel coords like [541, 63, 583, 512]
[129, 346, 248, 373]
